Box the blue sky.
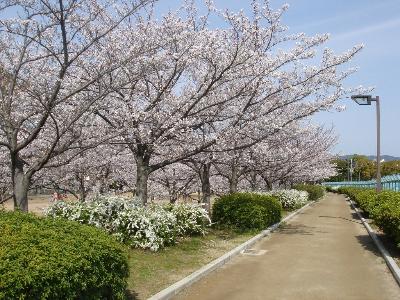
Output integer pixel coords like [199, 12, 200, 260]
[155, 0, 400, 156]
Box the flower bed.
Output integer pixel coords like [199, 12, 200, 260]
[45, 196, 210, 251]
[263, 189, 309, 210]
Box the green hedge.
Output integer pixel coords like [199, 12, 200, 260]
[293, 184, 325, 201]
[371, 191, 400, 244]
[337, 187, 378, 215]
[337, 186, 364, 200]
[337, 187, 400, 248]
[0, 211, 129, 300]
[212, 193, 282, 231]
[325, 186, 339, 193]
[354, 189, 377, 214]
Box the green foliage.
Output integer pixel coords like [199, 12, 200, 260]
[382, 160, 400, 176]
[337, 187, 377, 216]
[371, 191, 400, 244]
[328, 155, 400, 181]
[212, 193, 282, 231]
[328, 158, 349, 182]
[337, 187, 400, 249]
[330, 156, 400, 182]
[0, 211, 129, 300]
[337, 186, 366, 200]
[353, 189, 377, 214]
[327, 155, 376, 182]
[353, 155, 376, 181]
[337, 187, 378, 216]
[325, 186, 338, 193]
[293, 184, 325, 201]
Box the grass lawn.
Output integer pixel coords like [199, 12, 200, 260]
[126, 229, 255, 299]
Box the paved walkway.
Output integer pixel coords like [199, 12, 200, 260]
[174, 193, 400, 300]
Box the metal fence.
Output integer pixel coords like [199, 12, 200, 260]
[323, 174, 400, 192]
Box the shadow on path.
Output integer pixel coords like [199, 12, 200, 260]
[355, 234, 382, 257]
[278, 224, 316, 235]
[318, 215, 362, 225]
[346, 199, 400, 262]
[126, 290, 139, 300]
[173, 193, 400, 300]
[376, 233, 400, 261]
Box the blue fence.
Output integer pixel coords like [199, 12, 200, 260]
[323, 174, 400, 192]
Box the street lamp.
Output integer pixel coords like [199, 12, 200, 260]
[351, 95, 381, 192]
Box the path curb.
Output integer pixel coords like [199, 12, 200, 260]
[147, 201, 314, 300]
[347, 197, 400, 286]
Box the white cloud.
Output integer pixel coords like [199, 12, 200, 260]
[289, 0, 399, 32]
[331, 17, 400, 41]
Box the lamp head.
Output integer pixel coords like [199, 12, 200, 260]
[351, 95, 372, 105]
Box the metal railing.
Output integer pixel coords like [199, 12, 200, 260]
[323, 174, 400, 192]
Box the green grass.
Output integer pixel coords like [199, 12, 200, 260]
[126, 229, 254, 299]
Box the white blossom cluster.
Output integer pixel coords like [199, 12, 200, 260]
[0, 0, 366, 212]
[262, 189, 309, 210]
[45, 196, 210, 251]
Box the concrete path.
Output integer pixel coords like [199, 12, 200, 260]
[174, 193, 400, 300]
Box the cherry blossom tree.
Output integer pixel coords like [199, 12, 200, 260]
[229, 124, 338, 191]
[0, 0, 153, 211]
[98, 1, 362, 205]
[34, 144, 129, 201]
[269, 126, 337, 185]
[149, 163, 198, 203]
[0, 0, 364, 210]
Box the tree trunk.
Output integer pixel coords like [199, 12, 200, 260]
[169, 182, 178, 204]
[229, 166, 239, 194]
[78, 174, 86, 202]
[136, 149, 151, 205]
[169, 194, 178, 204]
[266, 179, 272, 191]
[199, 162, 211, 212]
[250, 170, 257, 191]
[262, 175, 272, 191]
[11, 153, 29, 212]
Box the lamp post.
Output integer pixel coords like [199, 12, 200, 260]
[351, 95, 381, 192]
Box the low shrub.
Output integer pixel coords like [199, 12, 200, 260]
[337, 187, 364, 200]
[165, 203, 211, 236]
[337, 187, 400, 248]
[45, 196, 210, 251]
[336, 187, 378, 216]
[353, 189, 377, 214]
[371, 191, 400, 244]
[0, 210, 129, 300]
[293, 184, 325, 201]
[263, 189, 309, 210]
[325, 186, 339, 193]
[212, 193, 282, 231]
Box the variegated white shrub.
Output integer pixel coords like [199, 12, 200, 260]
[168, 204, 211, 236]
[262, 189, 309, 210]
[45, 196, 210, 251]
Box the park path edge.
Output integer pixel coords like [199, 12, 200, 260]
[147, 200, 315, 300]
[346, 196, 400, 286]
